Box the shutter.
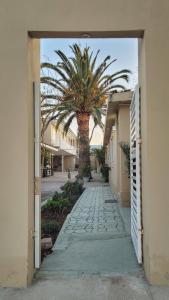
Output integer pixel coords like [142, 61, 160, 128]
[130, 85, 142, 264]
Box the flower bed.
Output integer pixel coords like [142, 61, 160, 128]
[41, 180, 84, 260]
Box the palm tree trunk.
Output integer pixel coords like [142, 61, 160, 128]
[77, 112, 91, 177]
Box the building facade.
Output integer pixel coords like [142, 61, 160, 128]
[104, 91, 132, 207]
[42, 122, 78, 173]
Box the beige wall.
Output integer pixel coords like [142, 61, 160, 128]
[1, 0, 169, 286]
[64, 156, 76, 171]
[118, 105, 130, 206]
[107, 130, 118, 195]
[0, 36, 40, 287]
[107, 105, 130, 207]
[90, 155, 99, 172]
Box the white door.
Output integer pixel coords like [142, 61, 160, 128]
[34, 82, 41, 268]
[130, 85, 142, 264]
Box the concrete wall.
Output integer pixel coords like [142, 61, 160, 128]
[107, 130, 118, 195]
[107, 105, 130, 207]
[90, 155, 100, 172]
[1, 0, 169, 286]
[0, 36, 40, 287]
[118, 105, 130, 206]
[64, 156, 76, 171]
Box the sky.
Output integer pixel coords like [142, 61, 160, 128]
[41, 38, 138, 145]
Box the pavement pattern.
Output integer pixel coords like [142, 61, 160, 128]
[60, 186, 125, 235]
[1, 184, 169, 299]
[38, 185, 141, 277]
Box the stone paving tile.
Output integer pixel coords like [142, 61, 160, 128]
[38, 185, 141, 279]
[61, 186, 126, 236]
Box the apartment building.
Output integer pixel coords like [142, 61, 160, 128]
[42, 122, 78, 173]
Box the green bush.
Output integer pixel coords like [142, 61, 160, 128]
[82, 165, 91, 177]
[43, 180, 84, 215]
[60, 180, 84, 202]
[119, 141, 130, 178]
[44, 198, 71, 214]
[100, 164, 110, 182]
[41, 220, 60, 235]
[52, 191, 60, 201]
[52, 181, 84, 204]
[91, 147, 105, 166]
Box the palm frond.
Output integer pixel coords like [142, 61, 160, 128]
[55, 111, 73, 131]
[41, 43, 131, 136]
[63, 113, 76, 135]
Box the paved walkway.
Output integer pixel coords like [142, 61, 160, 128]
[1, 185, 169, 299]
[38, 185, 141, 278]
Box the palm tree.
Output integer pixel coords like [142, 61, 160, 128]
[91, 146, 105, 167]
[41, 44, 131, 177]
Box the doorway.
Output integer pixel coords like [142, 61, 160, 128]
[34, 34, 142, 278]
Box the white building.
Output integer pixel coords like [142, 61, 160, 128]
[42, 121, 78, 173]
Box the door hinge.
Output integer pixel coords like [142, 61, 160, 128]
[31, 229, 36, 238]
[137, 138, 142, 144]
[139, 228, 144, 235]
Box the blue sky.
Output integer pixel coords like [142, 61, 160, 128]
[41, 38, 138, 144]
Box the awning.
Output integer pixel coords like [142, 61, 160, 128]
[103, 91, 133, 146]
[41, 143, 77, 157]
[54, 149, 76, 157]
[41, 143, 59, 154]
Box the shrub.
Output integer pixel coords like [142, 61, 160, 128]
[43, 180, 84, 216]
[52, 181, 84, 204]
[44, 198, 71, 214]
[100, 164, 110, 182]
[91, 147, 105, 166]
[119, 141, 130, 178]
[56, 198, 71, 213]
[60, 180, 84, 202]
[52, 191, 60, 201]
[41, 220, 60, 235]
[82, 165, 91, 177]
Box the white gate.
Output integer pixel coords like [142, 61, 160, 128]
[34, 82, 41, 268]
[130, 85, 142, 264]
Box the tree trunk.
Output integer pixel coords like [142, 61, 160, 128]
[76, 112, 91, 177]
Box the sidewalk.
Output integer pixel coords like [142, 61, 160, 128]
[38, 185, 141, 278]
[1, 184, 169, 299]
